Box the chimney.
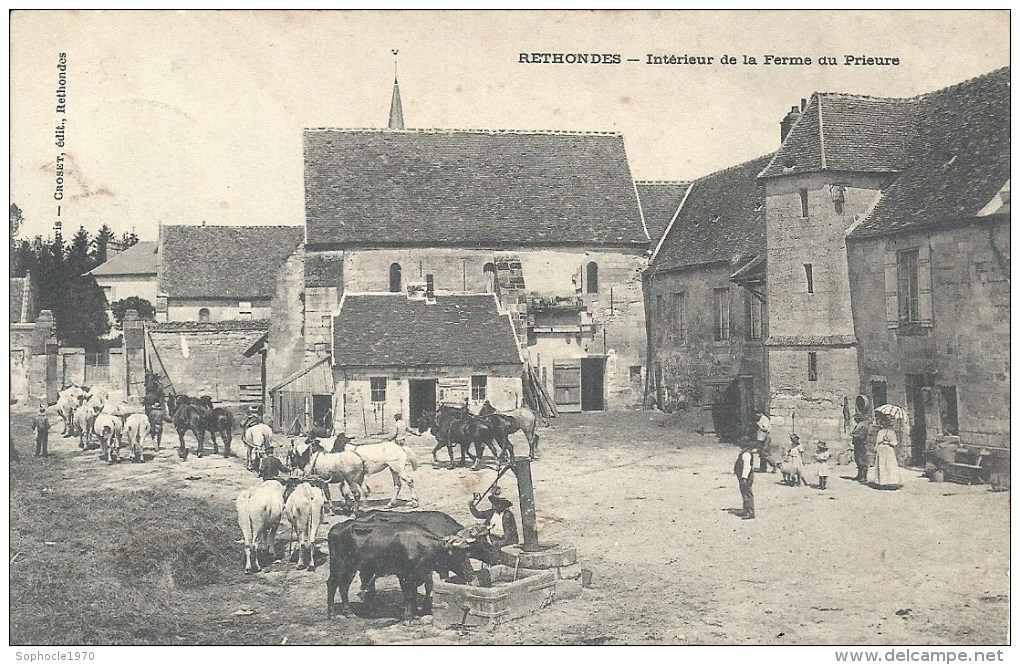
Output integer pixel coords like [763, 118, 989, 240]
[780, 105, 801, 143]
[425, 274, 435, 302]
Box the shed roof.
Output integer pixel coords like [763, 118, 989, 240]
[303, 129, 648, 248]
[332, 293, 522, 368]
[87, 241, 158, 277]
[159, 225, 303, 299]
[650, 154, 772, 272]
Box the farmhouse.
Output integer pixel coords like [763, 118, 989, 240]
[85, 240, 159, 306]
[280, 119, 651, 416]
[644, 66, 1010, 467]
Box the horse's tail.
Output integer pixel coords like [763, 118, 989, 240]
[405, 447, 419, 471]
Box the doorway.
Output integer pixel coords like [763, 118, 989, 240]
[312, 394, 333, 431]
[904, 374, 927, 465]
[408, 379, 437, 428]
[580, 357, 606, 411]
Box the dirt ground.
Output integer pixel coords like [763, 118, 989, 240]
[9, 406, 1010, 645]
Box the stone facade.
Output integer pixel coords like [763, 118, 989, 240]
[763, 173, 887, 453]
[147, 321, 268, 404]
[847, 218, 1011, 458]
[165, 298, 272, 323]
[644, 264, 767, 438]
[302, 246, 648, 411]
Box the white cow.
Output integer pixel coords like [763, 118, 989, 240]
[56, 385, 85, 436]
[123, 413, 151, 461]
[236, 480, 286, 574]
[284, 482, 326, 571]
[73, 403, 96, 449]
[93, 412, 124, 463]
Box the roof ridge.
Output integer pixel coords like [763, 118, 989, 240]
[634, 179, 693, 185]
[817, 94, 827, 170]
[693, 152, 776, 183]
[304, 127, 622, 137]
[161, 223, 303, 230]
[901, 65, 1010, 103]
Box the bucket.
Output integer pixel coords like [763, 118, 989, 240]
[581, 568, 593, 588]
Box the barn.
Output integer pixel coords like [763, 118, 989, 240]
[324, 291, 524, 437]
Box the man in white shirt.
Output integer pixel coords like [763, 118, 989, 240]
[390, 413, 408, 446]
[755, 411, 773, 473]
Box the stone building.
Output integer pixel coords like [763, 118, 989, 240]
[643, 156, 772, 438]
[85, 240, 159, 305]
[645, 67, 1010, 465]
[155, 224, 303, 323]
[287, 126, 651, 414]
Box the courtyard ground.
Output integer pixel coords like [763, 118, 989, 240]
[8, 406, 1010, 645]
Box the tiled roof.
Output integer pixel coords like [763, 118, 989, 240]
[760, 93, 916, 178]
[159, 225, 303, 299]
[304, 129, 648, 248]
[10, 277, 27, 323]
[851, 67, 1010, 238]
[650, 154, 773, 271]
[636, 181, 691, 246]
[87, 241, 158, 277]
[332, 293, 522, 368]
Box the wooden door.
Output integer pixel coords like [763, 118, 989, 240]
[553, 360, 581, 413]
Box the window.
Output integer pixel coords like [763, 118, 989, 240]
[238, 301, 252, 320]
[586, 262, 599, 294]
[471, 375, 487, 401]
[483, 263, 497, 293]
[799, 189, 809, 218]
[370, 377, 387, 403]
[747, 293, 763, 341]
[389, 263, 402, 293]
[713, 288, 730, 341]
[897, 249, 920, 323]
[674, 292, 687, 342]
[939, 385, 959, 436]
[198, 307, 210, 323]
[808, 352, 818, 382]
[804, 264, 814, 294]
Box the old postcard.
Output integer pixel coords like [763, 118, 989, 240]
[7, 9, 1011, 655]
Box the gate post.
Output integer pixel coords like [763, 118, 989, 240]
[123, 310, 146, 397]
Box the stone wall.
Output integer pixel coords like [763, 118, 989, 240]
[848, 219, 1011, 452]
[305, 246, 648, 409]
[763, 173, 885, 453]
[644, 264, 767, 423]
[266, 246, 308, 398]
[166, 298, 271, 323]
[147, 321, 268, 404]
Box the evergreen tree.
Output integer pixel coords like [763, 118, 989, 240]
[68, 226, 92, 274]
[92, 223, 116, 265]
[10, 203, 25, 277]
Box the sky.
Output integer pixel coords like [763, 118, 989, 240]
[9, 10, 1010, 241]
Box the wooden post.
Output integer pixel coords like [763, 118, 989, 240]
[513, 457, 540, 551]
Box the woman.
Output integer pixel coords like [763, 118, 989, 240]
[873, 413, 903, 489]
[784, 433, 809, 486]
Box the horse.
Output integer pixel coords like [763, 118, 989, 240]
[289, 438, 419, 513]
[146, 406, 165, 450]
[173, 403, 210, 460]
[418, 405, 502, 470]
[483, 407, 540, 460]
[206, 407, 234, 458]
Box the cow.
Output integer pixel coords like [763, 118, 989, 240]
[236, 480, 286, 574]
[325, 519, 479, 622]
[94, 412, 124, 463]
[73, 403, 96, 450]
[284, 482, 326, 571]
[56, 385, 85, 437]
[124, 412, 151, 462]
[242, 421, 275, 471]
[85, 389, 107, 417]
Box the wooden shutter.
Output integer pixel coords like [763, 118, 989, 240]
[884, 246, 899, 329]
[917, 240, 934, 327]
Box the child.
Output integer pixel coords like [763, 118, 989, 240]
[815, 441, 831, 490]
[32, 405, 50, 457]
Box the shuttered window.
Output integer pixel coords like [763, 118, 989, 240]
[885, 241, 933, 330]
[747, 292, 763, 341]
[714, 288, 731, 341]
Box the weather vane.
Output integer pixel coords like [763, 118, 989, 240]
[392, 49, 399, 80]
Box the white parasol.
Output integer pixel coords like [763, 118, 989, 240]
[875, 403, 908, 420]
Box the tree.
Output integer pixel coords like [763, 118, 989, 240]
[91, 223, 116, 265]
[110, 296, 156, 324]
[68, 226, 93, 275]
[10, 203, 25, 277]
[120, 229, 139, 248]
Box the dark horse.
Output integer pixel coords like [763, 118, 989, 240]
[170, 393, 231, 459]
[417, 405, 504, 470]
[173, 402, 208, 460]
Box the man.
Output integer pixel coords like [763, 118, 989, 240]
[390, 413, 407, 446]
[32, 405, 51, 458]
[851, 413, 870, 483]
[734, 442, 757, 520]
[469, 486, 520, 563]
[755, 410, 773, 473]
[477, 400, 496, 418]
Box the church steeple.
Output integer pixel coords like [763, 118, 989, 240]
[388, 50, 404, 129]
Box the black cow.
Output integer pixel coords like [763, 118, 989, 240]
[354, 510, 497, 568]
[325, 520, 478, 622]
